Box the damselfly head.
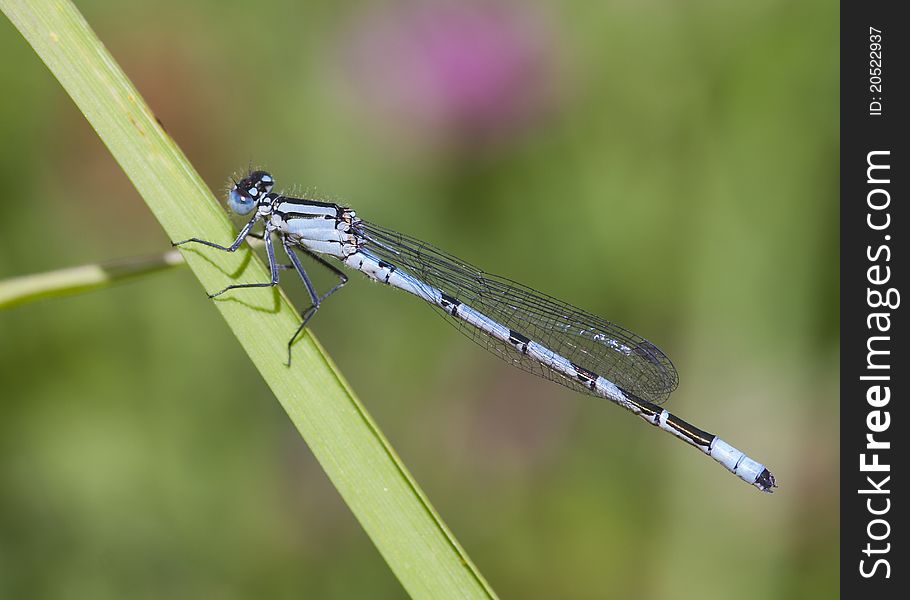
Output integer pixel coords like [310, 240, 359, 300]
[227, 171, 275, 215]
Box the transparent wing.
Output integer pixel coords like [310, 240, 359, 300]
[358, 221, 679, 404]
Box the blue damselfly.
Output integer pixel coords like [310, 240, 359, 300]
[174, 172, 776, 493]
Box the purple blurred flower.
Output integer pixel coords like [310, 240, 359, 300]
[338, 1, 561, 153]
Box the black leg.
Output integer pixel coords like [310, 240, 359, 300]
[245, 232, 291, 268]
[208, 226, 281, 298]
[300, 249, 350, 302]
[172, 213, 260, 252]
[283, 242, 349, 366]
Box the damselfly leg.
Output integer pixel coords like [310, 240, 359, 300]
[173, 216, 347, 364]
[173, 212, 260, 253]
[283, 243, 348, 365]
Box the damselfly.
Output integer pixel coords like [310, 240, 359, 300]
[174, 171, 776, 493]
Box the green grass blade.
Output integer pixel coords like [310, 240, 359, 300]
[2, 1, 495, 597]
[0, 250, 184, 309]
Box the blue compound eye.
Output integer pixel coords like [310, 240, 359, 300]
[227, 186, 256, 215]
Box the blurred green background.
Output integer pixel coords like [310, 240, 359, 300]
[1, 1, 838, 598]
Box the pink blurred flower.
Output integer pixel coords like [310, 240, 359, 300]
[338, 1, 561, 154]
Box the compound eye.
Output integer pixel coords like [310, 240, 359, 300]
[227, 186, 256, 215]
